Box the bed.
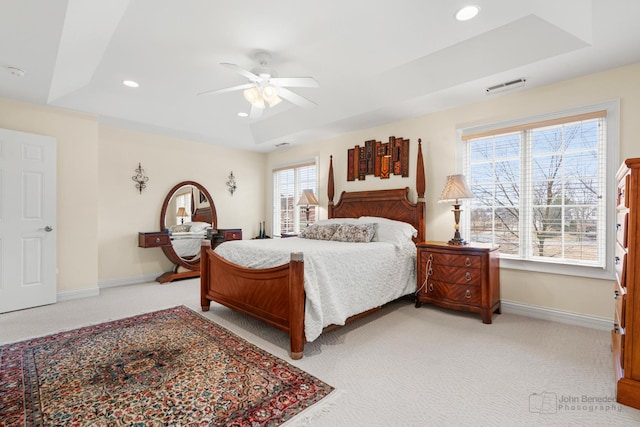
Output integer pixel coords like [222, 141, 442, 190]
[200, 141, 426, 359]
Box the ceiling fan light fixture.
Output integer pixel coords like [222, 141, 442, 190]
[267, 95, 282, 107]
[262, 84, 278, 99]
[243, 87, 260, 104]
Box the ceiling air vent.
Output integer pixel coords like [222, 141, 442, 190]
[485, 78, 526, 94]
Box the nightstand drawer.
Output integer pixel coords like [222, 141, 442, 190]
[223, 230, 242, 241]
[421, 251, 481, 268]
[429, 264, 481, 286]
[422, 280, 482, 305]
[138, 232, 171, 248]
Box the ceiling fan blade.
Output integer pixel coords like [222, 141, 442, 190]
[269, 77, 319, 88]
[197, 83, 255, 96]
[277, 87, 317, 109]
[221, 63, 261, 82]
[249, 104, 264, 119]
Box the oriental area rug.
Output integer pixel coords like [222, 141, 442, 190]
[0, 306, 334, 426]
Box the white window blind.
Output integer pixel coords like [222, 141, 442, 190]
[272, 161, 317, 235]
[461, 107, 615, 277]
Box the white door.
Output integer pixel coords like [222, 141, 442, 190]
[0, 128, 56, 313]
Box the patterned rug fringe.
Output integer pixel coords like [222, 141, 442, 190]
[283, 389, 345, 426]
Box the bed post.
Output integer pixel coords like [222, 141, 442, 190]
[289, 252, 305, 359]
[200, 240, 211, 311]
[416, 139, 426, 242]
[328, 155, 335, 218]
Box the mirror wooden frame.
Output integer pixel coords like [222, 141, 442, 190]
[159, 181, 217, 274]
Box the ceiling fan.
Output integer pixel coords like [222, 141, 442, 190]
[198, 51, 319, 119]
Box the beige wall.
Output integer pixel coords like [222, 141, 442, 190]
[0, 97, 266, 294]
[267, 62, 640, 319]
[0, 98, 99, 293]
[3, 61, 639, 318]
[97, 125, 266, 283]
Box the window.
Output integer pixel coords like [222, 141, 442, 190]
[272, 160, 317, 236]
[460, 101, 618, 279]
[174, 192, 192, 223]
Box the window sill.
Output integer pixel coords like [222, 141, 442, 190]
[500, 257, 615, 281]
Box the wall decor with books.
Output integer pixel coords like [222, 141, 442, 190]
[347, 136, 410, 181]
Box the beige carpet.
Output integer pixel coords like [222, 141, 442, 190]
[2, 279, 640, 426]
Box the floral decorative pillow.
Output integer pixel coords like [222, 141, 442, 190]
[330, 223, 376, 243]
[170, 224, 191, 232]
[299, 223, 339, 240]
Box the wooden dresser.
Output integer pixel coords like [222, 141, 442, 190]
[613, 158, 640, 409]
[416, 241, 500, 324]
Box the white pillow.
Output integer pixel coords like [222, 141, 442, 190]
[358, 216, 417, 244]
[314, 218, 359, 226]
[184, 221, 211, 232]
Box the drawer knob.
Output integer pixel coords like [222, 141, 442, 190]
[465, 289, 472, 299]
[155, 237, 161, 243]
[428, 283, 434, 292]
[465, 257, 471, 267]
[428, 254, 433, 261]
[465, 272, 472, 281]
[428, 268, 433, 277]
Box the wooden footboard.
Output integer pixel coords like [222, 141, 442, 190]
[200, 241, 306, 359]
[201, 139, 426, 359]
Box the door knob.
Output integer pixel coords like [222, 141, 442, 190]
[44, 226, 53, 232]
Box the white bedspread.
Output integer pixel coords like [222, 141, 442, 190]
[214, 237, 416, 342]
[171, 232, 206, 258]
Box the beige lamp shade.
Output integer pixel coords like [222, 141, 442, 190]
[297, 189, 319, 206]
[438, 174, 475, 202]
[176, 207, 188, 217]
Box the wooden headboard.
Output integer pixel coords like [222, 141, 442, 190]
[328, 139, 426, 243]
[193, 206, 215, 227]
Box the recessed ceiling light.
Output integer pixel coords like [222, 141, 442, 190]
[238, 112, 248, 117]
[456, 5, 480, 21]
[122, 80, 139, 88]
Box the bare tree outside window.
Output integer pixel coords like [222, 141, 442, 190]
[466, 116, 605, 267]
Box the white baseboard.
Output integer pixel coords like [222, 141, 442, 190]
[57, 287, 100, 302]
[501, 300, 612, 331]
[98, 273, 162, 289]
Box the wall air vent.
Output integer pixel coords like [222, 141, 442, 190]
[275, 142, 290, 148]
[485, 78, 526, 94]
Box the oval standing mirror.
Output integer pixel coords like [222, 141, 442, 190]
[160, 181, 217, 272]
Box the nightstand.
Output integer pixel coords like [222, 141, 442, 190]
[416, 241, 501, 324]
[138, 231, 170, 248]
[210, 228, 242, 249]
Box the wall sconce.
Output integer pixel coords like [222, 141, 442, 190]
[132, 162, 149, 194]
[226, 171, 237, 195]
[438, 174, 475, 245]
